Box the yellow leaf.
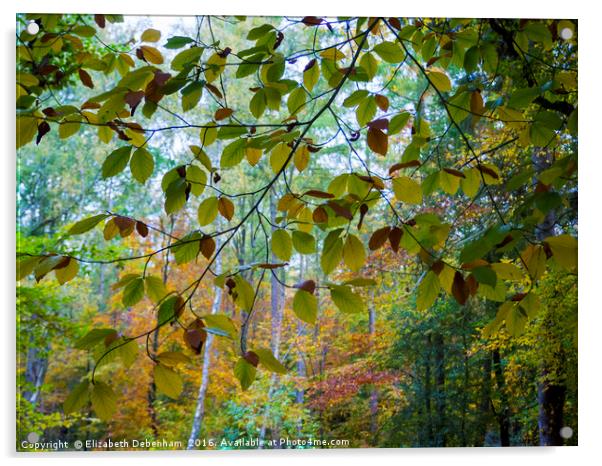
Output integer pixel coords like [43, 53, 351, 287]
[140, 45, 164, 64]
[392, 176, 423, 204]
[141, 28, 161, 43]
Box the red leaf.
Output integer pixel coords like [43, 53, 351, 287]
[389, 227, 403, 253]
[302, 16, 324, 26]
[135, 221, 149, 238]
[367, 127, 388, 156]
[244, 351, 260, 367]
[215, 108, 234, 121]
[78, 68, 94, 89]
[451, 271, 470, 305]
[296, 279, 316, 294]
[369, 227, 392, 251]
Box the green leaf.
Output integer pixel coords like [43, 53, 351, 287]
[55, 257, 79, 285]
[220, 138, 247, 168]
[75, 328, 117, 350]
[253, 348, 287, 374]
[416, 271, 440, 311]
[292, 230, 316, 254]
[90, 381, 117, 421]
[427, 70, 452, 92]
[461, 168, 481, 198]
[342, 234, 365, 272]
[392, 176, 423, 204]
[234, 357, 256, 391]
[164, 36, 195, 49]
[122, 277, 145, 307]
[171, 46, 203, 71]
[68, 214, 110, 235]
[272, 229, 292, 261]
[321, 230, 343, 275]
[181, 81, 203, 112]
[389, 112, 411, 135]
[198, 197, 219, 226]
[293, 289, 317, 324]
[102, 146, 132, 178]
[287, 87, 307, 115]
[356, 96, 377, 127]
[154, 364, 183, 399]
[343, 90, 369, 108]
[330, 285, 365, 313]
[172, 231, 201, 264]
[64, 380, 90, 414]
[156, 351, 191, 366]
[373, 41, 405, 63]
[303, 59, 320, 92]
[270, 143, 290, 174]
[130, 147, 154, 184]
[250, 89, 267, 118]
[472, 266, 497, 288]
[186, 165, 207, 196]
[144, 275, 168, 303]
[202, 314, 237, 339]
[545, 234, 577, 270]
[233, 275, 256, 312]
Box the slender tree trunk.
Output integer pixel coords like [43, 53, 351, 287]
[147, 218, 174, 438]
[368, 290, 378, 442]
[476, 354, 492, 446]
[492, 348, 511, 446]
[187, 243, 223, 449]
[433, 333, 445, 447]
[424, 334, 433, 446]
[259, 191, 284, 447]
[532, 151, 567, 446]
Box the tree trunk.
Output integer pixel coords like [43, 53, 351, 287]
[433, 333, 445, 447]
[532, 151, 567, 446]
[492, 348, 511, 446]
[187, 244, 223, 449]
[368, 290, 378, 442]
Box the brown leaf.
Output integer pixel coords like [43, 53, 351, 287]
[217, 197, 235, 221]
[312, 206, 328, 223]
[357, 203, 369, 230]
[302, 16, 324, 26]
[326, 201, 353, 220]
[94, 14, 105, 28]
[443, 168, 466, 178]
[113, 216, 135, 237]
[470, 90, 484, 115]
[389, 160, 421, 175]
[244, 351, 260, 367]
[296, 279, 316, 294]
[78, 68, 94, 89]
[477, 164, 499, 180]
[369, 226, 392, 251]
[451, 271, 469, 305]
[304, 58, 317, 72]
[466, 274, 479, 296]
[431, 260, 445, 275]
[388, 17, 402, 30]
[199, 235, 216, 260]
[36, 121, 50, 145]
[374, 94, 390, 111]
[367, 118, 389, 131]
[135, 221, 149, 238]
[367, 127, 388, 156]
[303, 190, 334, 199]
[205, 83, 223, 99]
[389, 227, 403, 253]
[257, 263, 287, 269]
[214, 108, 234, 121]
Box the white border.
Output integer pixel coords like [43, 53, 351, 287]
[2, 1, 599, 465]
